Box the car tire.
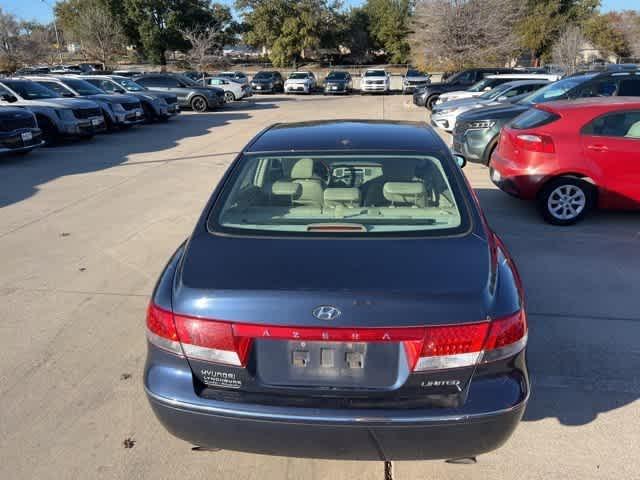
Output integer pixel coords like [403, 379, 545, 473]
[37, 116, 58, 146]
[426, 95, 439, 111]
[190, 96, 208, 112]
[537, 177, 595, 226]
[224, 91, 235, 103]
[485, 140, 498, 166]
[142, 103, 156, 123]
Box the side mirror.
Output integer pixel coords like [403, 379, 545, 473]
[63, 92, 75, 97]
[453, 154, 467, 169]
[116, 88, 126, 94]
[0, 93, 17, 103]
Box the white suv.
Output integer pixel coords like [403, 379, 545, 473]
[360, 69, 390, 94]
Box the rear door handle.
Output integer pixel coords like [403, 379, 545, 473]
[587, 144, 609, 152]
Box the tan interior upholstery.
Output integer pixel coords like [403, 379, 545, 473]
[291, 158, 323, 207]
[324, 188, 361, 207]
[383, 182, 426, 207]
[272, 181, 302, 197]
[626, 121, 640, 138]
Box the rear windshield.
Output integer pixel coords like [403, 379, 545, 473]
[511, 108, 560, 129]
[208, 154, 469, 237]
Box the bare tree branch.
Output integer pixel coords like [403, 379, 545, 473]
[552, 26, 586, 75]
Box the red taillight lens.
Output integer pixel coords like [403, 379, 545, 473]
[515, 133, 555, 153]
[146, 303, 527, 370]
[146, 303, 182, 355]
[174, 315, 252, 366]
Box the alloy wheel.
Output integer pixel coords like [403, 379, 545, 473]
[547, 184, 586, 220]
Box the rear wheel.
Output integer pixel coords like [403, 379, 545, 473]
[224, 91, 235, 103]
[537, 177, 594, 226]
[485, 141, 498, 166]
[190, 95, 208, 112]
[37, 116, 58, 146]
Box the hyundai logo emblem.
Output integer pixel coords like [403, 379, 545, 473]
[312, 305, 341, 321]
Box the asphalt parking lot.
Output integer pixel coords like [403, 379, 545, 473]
[0, 94, 638, 480]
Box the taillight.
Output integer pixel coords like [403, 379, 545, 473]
[146, 303, 182, 356]
[514, 133, 555, 153]
[146, 302, 527, 370]
[174, 315, 252, 366]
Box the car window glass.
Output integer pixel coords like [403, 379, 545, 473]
[577, 79, 617, 98]
[39, 81, 71, 96]
[209, 154, 467, 236]
[99, 80, 116, 92]
[582, 111, 640, 138]
[618, 79, 640, 96]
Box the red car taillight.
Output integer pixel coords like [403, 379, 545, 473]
[146, 303, 527, 370]
[514, 133, 555, 153]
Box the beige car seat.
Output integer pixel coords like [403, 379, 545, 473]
[291, 158, 323, 207]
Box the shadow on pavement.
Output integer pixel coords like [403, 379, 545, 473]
[0, 105, 273, 210]
[476, 188, 640, 426]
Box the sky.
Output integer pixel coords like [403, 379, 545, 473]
[1, 0, 637, 24]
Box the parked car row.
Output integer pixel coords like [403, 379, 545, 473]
[0, 71, 251, 155]
[428, 67, 640, 225]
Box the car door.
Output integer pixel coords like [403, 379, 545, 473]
[581, 110, 640, 209]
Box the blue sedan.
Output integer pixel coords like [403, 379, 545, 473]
[144, 120, 529, 461]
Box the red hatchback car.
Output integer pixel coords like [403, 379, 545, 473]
[490, 98, 640, 224]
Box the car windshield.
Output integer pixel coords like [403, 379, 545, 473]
[209, 154, 466, 236]
[365, 70, 386, 77]
[467, 78, 498, 92]
[407, 69, 422, 76]
[479, 83, 512, 99]
[327, 72, 348, 80]
[2, 80, 59, 99]
[61, 79, 104, 95]
[176, 75, 198, 86]
[254, 72, 273, 79]
[114, 78, 146, 91]
[518, 75, 596, 105]
[289, 73, 310, 79]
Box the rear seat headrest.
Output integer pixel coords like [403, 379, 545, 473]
[383, 182, 426, 205]
[272, 181, 302, 197]
[324, 188, 361, 206]
[291, 158, 315, 179]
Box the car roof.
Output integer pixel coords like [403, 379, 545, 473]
[245, 120, 447, 154]
[498, 79, 550, 87]
[539, 97, 640, 113]
[485, 74, 558, 80]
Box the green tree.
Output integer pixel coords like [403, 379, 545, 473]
[584, 13, 631, 59]
[121, 0, 218, 65]
[518, 0, 600, 64]
[364, 0, 411, 63]
[236, 0, 341, 67]
[341, 7, 374, 62]
[55, 0, 126, 67]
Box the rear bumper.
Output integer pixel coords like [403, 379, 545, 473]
[490, 151, 547, 200]
[145, 348, 529, 460]
[148, 390, 526, 460]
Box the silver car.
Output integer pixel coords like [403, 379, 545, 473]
[0, 78, 105, 144]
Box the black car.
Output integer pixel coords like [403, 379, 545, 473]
[250, 71, 284, 93]
[453, 69, 640, 166]
[144, 120, 529, 461]
[403, 68, 431, 93]
[413, 68, 519, 110]
[323, 70, 352, 94]
[0, 107, 44, 155]
[133, 74, 225, 112]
